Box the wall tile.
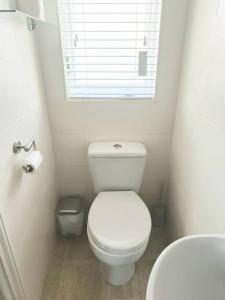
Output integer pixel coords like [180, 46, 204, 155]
[48, 101, 175, 136]
[53, 135, 87, 168]
[0, 14, 57, 300]
[57, 166, 88, 200]
[168, 0, 225, 238]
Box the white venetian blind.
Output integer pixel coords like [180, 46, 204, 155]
[59, 0, 162, 99]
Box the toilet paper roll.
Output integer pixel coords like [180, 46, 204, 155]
[22, 151, 43, 174]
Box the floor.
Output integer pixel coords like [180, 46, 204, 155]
[42, 227, 168, 300]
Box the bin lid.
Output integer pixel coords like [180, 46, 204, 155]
[57, 197, 82, 215]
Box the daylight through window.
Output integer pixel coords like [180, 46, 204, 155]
[59, 0, 162, 99]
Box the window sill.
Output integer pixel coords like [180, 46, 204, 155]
[66, 96, 156, 103]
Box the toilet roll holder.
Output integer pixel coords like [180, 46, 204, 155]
[13, 138, 37, 154]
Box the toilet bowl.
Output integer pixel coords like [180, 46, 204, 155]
[87, 191, 151, 285]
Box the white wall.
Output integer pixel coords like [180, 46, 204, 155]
[168, 0, 225, 238]
[37, 0, 188, 208]
[0, 13, 56, 299]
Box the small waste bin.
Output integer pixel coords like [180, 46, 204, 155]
[57, 196, 84, 237]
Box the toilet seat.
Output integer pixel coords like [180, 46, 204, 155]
[88, 191, 151, 254]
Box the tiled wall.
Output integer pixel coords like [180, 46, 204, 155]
[168, 0, 225, 238]
[0, 14, 56, 299]
[37, 0, 188, 209]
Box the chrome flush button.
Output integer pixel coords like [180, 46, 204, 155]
[113, 144, 122, 149]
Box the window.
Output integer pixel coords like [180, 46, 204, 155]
[59, 0, 162, 99]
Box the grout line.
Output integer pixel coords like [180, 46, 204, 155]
[52, 133, 172, 137]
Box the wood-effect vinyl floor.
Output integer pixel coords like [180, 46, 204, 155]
[42, 227, 168, 300]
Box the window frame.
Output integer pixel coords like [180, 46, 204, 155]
[57, 0, 163, 102]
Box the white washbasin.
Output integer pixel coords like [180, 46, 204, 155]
[146, 235, 225, 300]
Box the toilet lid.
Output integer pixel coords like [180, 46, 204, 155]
[88, 191, 151, 253]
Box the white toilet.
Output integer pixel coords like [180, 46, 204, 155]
[87, 142, 152, 285]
